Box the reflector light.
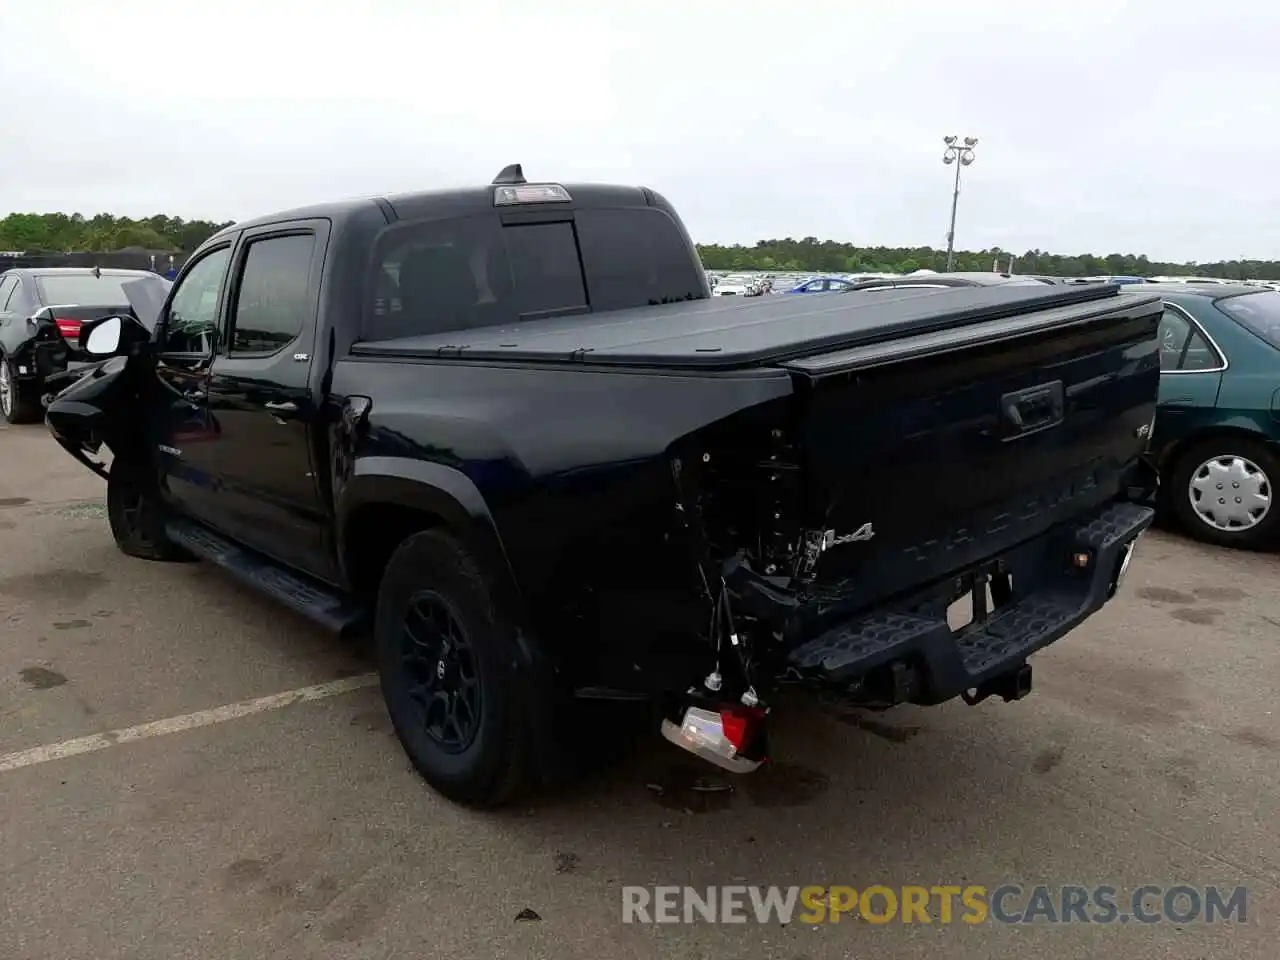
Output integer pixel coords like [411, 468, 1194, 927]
[720, 710, 749, 751]
[493, 183, 572, 205]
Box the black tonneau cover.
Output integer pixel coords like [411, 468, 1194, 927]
[351, 282, 1129, 370]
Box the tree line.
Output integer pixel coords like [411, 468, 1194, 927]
[697, 238, 1279, 280]
[0, 213, 234, 256]
[1, 213, 1275, 280]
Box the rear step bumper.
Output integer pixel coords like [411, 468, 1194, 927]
[784, 501, 1153, 705]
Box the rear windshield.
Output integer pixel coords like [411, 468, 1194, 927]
[1216, 291, 1280, 350]
[34, 274, 134, 306]
[363, 207, 706, 341]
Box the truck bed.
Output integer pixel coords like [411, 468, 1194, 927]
[350, 282, 1135, 371]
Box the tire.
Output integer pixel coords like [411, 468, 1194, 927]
[1169, 436, 1280, 550]
[375, 529, 544, 807]
[0, 353, 42, 424]
[107, 459, 192, 561]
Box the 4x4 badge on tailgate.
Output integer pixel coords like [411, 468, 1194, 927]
[825, 522, 875, 547]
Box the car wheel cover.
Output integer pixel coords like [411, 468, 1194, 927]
[0, 360, 12, 417]
[397, 590, 483, 754]
[1188, 454, 1271, 532]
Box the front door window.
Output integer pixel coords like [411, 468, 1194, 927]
[162, 248, 231, 354]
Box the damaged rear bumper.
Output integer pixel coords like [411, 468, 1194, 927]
[782, 500, 1154, 706]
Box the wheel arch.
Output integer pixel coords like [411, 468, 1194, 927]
[1156, 424, 1280, 474]
[336, 457, 521, 613]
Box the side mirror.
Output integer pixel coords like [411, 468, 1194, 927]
[78, 314, 149, 357]
[83, 316, 123, 356]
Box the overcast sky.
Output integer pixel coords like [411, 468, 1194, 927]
[1, 0, 1276, 263]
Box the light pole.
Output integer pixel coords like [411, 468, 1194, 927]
[942, 135, 977, 272]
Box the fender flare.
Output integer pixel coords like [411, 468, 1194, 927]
[335, 456, 522, 607]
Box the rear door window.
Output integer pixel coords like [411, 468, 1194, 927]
[1181, 330, 1222, 371]
[1159, 306, 1224, 371]
[1158, 309, 1193, 370]
[227, 234, 317, 354]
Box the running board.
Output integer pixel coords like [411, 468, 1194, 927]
[165, 518, 369, 637]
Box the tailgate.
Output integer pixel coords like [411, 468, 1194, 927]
[782, 291, 1162, 602]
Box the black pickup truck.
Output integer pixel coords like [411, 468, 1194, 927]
[46, 165, 1160, 806]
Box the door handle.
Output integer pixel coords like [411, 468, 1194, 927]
[183, 388, 206, 402]
[265, 400, 298, 414]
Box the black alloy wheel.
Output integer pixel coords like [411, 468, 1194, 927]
[375, 528, 550, 807]
[400, 590, 483, 752]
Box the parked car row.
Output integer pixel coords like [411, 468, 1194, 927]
[709, 269, 1280, 294]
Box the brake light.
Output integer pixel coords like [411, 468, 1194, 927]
[718, 705, 766, 752]
[55, 318, 82, 341]
[493, 183, 572, 205]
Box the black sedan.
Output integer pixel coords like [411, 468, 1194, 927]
[0, 267, 160, 423]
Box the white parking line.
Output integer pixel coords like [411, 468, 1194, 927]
[0, 673, 379, 774]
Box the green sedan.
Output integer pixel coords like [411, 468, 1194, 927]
[1122, 283, 1280, 549]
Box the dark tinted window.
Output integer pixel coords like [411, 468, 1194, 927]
[1217, 291, 1280, 351]
[229, 234, 316, 353]
[163, 248, 231, 354]
[575, 207, 704, 310]
[366, 216, 513, 340]
[363, 208, 705, 340]
[503, 222, 587, 319]
[0, 276, 17, 310]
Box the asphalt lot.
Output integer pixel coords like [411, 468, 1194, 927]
[1, 419, 1277, 960]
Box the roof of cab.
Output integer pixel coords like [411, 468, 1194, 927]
[208, 176, 661, 245]
[8, 267, 156, 277]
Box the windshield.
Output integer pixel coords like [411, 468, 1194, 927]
[1216, 291, 1280, 350]
[34, 273, 137, 306]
